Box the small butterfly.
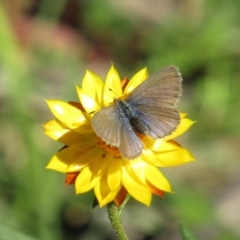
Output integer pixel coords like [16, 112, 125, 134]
[92, 66, 182, 159]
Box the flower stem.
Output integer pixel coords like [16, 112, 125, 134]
[107, 199, 129, 240]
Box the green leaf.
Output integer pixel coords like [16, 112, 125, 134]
[180, 224, 198, 240]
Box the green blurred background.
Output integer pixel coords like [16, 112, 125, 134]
[0, 0, 240, 239]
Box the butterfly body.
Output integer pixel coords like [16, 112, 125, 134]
[115, 99, 148, 135]
[92, 66, 182, 159]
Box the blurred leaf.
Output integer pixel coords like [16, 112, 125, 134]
[0, 2, 33, 117]
[0, 223, 38, 240]
[38, 0, 68, 21]
[180, 224, 198, 240]
[0, 3, 28, 84]
[167, 188, 213, 224]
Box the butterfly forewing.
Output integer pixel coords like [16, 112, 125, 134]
[127, 66, 182, 108]
[92, 105, 121, 146]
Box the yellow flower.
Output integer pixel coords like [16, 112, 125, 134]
[43, 65, 194, 207]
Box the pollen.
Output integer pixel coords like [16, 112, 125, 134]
[96, 137, 121, 157]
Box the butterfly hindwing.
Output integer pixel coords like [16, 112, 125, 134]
[125, 66, 182, 138]
[118, 118, 144, 159]
[92, 105, 121, 146]
[133, 105, 180, 138]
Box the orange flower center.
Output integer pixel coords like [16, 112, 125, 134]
[96, 137, 121, 157]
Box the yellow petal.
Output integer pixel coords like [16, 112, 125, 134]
[165, 117, 195, 141]
[144, 164, 172, 192]
[122, 159, 144, 184]
[67, 145, 104, 172]
[141, 149, 163, 166]
[180, 112, 187, 118]
[45, 129, 95, 146]
[76, 86, 100, 113]
[123, 68, 148, 96]
[43, 118, 93, 141]
[107, 160, 122, 191]
[75, 154, 112, 194]
[82, 70, 104, 105]
[103, 65, 122, 105]
[94, 178, 120, 207]
[155, 148, 195, 167]
[44, 129, 71, 141]
[46, 154, 71, 173]
[42, 119, 66, 131]
[129, 159, 147, 184]
[122, 163, 151, 206]
[74, 122, 94, 135]
[75, 166, 100, 193]
[46, 100, 87, 129]
[46, 140, 96, 172]
[144, 138, 182, 152]
[100, 189, 120, 207]
[142, 142, 194, 167]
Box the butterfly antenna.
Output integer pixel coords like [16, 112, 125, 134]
[109, 88, 119, 99]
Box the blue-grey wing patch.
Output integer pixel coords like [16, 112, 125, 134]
[92, 105, 121, 146]
[134, 105, 180, 139]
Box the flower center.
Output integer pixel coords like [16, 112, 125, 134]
[96, 137, 121, 157]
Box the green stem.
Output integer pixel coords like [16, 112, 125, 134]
[107, 201, 129, 240]
[117, 194, 130, 216]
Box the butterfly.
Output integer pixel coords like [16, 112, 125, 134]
[92, 66, 182, 159]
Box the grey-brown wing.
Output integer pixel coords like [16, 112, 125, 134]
[92, 105, 143, 159]
[118, 119, 144, 159]
[127, 66, 182, 108]
[126, 66, 182, 139]
[92, 105, 120, 146]
[133, 105, 180, 139]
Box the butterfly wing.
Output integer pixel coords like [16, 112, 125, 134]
[128, 66, 182, 107]
[127, 66, 182, 138]
[118, 119, 144, 159]
[92, 103, 144, 159]
[92, 65, 181, 157]
[131, 105, 180, 138]
[92, 105, 121, 146]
